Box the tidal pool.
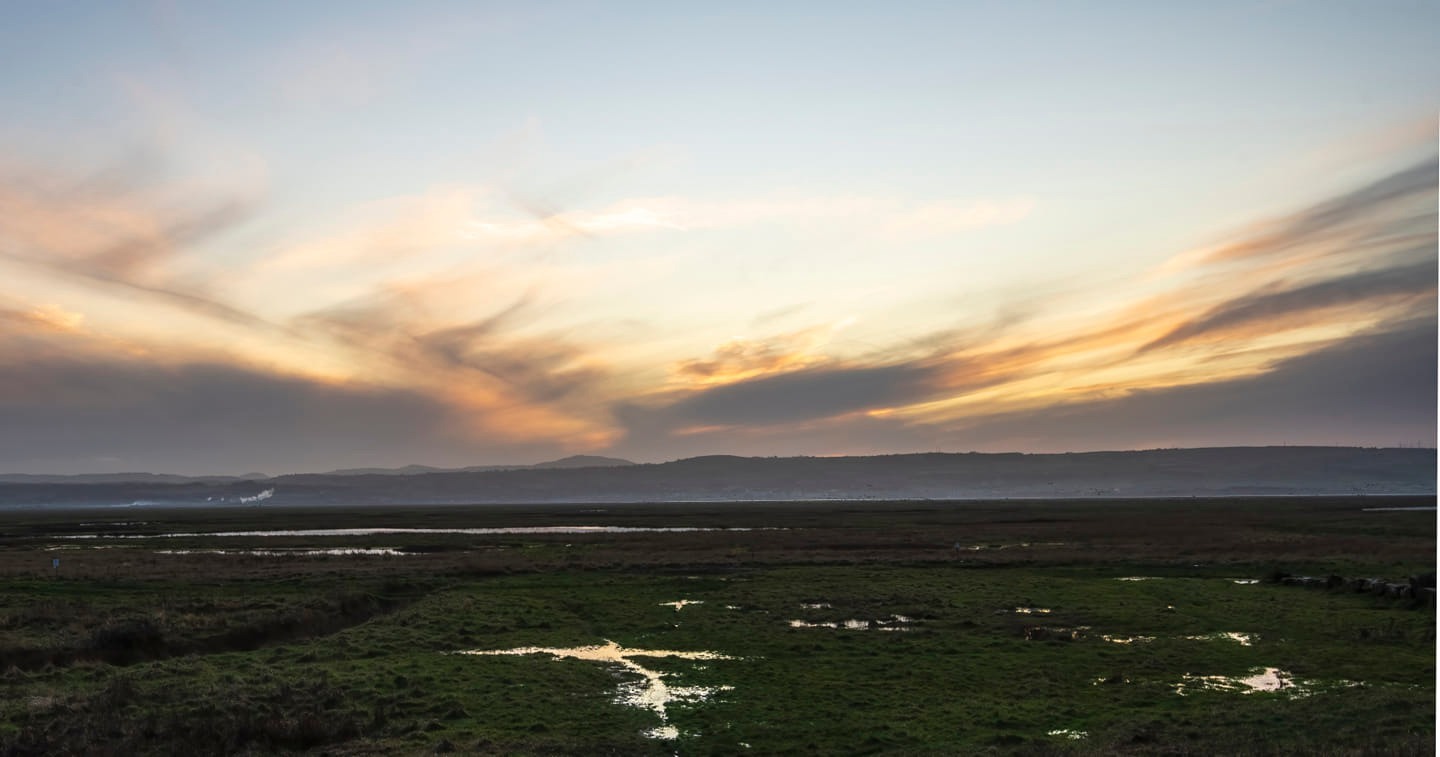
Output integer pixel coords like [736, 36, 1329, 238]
[61, 526, 757, 539]
[155, 548, 406, 556]
[958, 542, 1066, 551]
[1100, 634, 1155, 644]
[452, 640, 734, 740]
[1183, 631, 1256, 646]
[787, 615, 915, 631]
[1175, 667, 1293, 695]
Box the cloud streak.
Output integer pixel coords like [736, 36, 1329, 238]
[1198, 156, 1437, 266]
[608, 157, 1437, 458]
[947, 318, 1436, 451]
[0, 142, 1431, 471]
[0, 158, 277, 332]
[1143, 259, 1437, 351]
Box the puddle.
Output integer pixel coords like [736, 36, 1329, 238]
[1013, 607, 1052, 614]
[1116, 576, 1159, 581]
[1174, 667, 1362, 697]
[1101, 634, 1155, 644]
[1183, 632, 1256, 646]
[800, 602, 831, 609]
[1048, 729, 1087, 740]
[155, 548, 406, 556]
[59, 526, 760, 539]
[659, 600, 703, 612]
[1231, 579, 1260, 585]
[453, 640, 733, 740]
[1175, 667, 1293, 696]
[957, 542, 1066, 551]
[724, 605, 742, 611]
[1102, 631, 1252, 645]
[788, 619, 837, 629]
[787, 615, 915, 631]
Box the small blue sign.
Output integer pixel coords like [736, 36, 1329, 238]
[51, 558, 60, 569]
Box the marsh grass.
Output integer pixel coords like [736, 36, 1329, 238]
[0, 497, 1431, 754]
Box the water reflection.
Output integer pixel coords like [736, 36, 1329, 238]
[62, 526, 755, 539]
[1100, 634, 1155, 644]
[453, 640, 734, 740]
[1183, 631, 1256, 646]
[788, 615, 915, 631]
[1175, 667, 1292, 695]
[155, 547, 406, 556]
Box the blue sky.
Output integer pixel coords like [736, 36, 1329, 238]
[0, 1, 1434, 473]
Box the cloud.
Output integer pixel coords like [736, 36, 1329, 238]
[1144, 259, 1437, 351]
[0, 305, 85, 334]
[609, 317, 1436, 460]
[260, 188, 480, 272]
[457, 192, 1036, 245]
[671, 329, 831, 385]
[605, 156, 1437, 459]
[0, 356, 565, 475]
[0, 157, 274, 331]
[1199, 156, 1437, 266]
[945, 318, 1436, 451]
[623, 362, 944, 432]
[0, 297, 573, 474]
[291, 287, 618, 434]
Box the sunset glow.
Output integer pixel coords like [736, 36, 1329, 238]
[0, 2, 1434, 473]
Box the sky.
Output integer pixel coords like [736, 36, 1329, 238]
[0, 1, 1435, 474]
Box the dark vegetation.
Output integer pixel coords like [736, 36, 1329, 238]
[1, 446, 1431, 508]
[0, 496, 1433, 755]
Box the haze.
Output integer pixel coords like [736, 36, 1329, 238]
[0, 1, 1435, 475]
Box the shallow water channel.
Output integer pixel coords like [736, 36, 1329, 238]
[452, 640, 736, 740]
[59, 526, 757, 539]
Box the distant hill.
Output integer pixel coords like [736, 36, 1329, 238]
[0, 455, 636, 483]
[0, 472, 262, 485]
[321, 455, 635, 476]
[0, 447, 1431, 509]
[530, 455, 636, 469]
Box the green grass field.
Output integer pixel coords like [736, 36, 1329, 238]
[0, 497, 1432, 755]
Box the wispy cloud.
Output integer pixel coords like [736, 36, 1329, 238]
[609, 157, 1437, 457]
[1192, 157, 1436, 267]
[457, 192, 1035, 245]
[944, 318, 1437, 451]
[260, 188, 481, 272]
[2, 140, 1431, 469]
[0, 158, 274, 331]
[1143, 260, 1437, 351]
